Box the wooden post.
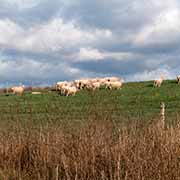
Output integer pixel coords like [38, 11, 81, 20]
[55, 166, 59, 180]
[6, 82, 8, 94]
[160, 102, 165, 129]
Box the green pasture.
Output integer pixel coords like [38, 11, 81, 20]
[0, 80, 180, 127]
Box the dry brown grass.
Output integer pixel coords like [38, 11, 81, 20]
[0, 117, 179, 179]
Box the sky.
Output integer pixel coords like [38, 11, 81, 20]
[0, 0, 180, 86]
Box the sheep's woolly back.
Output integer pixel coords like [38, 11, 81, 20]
[11, 86, 24, 95]
[177, 76, 180, 84]
[154, 77, 164, 87]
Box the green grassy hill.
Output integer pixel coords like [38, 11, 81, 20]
[1, 80, 180, 127]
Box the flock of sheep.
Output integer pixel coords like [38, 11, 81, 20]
[9, 75, 180, 96]
[55, 77, 124, 96]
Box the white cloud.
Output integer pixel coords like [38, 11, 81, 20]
[77, 47, 140, 62]
[0, 59, 50, 80]
[78, 47, 105, 60]
[104, 52, 138, 61]
[0, 18, 112, 54]
[0, 0, 41, 9]
[0, 0, 180, 85]
[134, 2, 180, 46]
[126, 65, 175, 82]
[0, 58, 81, 83]
[0, 20, 25, 53]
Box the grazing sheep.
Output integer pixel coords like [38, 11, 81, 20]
[84, 82, 93, 90]
[74, 80, 81, 89]
[56, 77, 124, 95]
[96, 78, 107, 86]
[92, 82, 101, 90]
[104, 81, 112, 89]
[11, 85, 25, 96]
[59, 84, 68, 95]
[63, 86, 77, 96]
[56, 81, 74, 92]
[90, 78, 99, 83]
[105, 77, 121, 82]
[177, 75, 180, 84]
[85, 81, 101, 91]
[77, 79, 91, 89]
[105, 81, 123, 90]
[56, 81, 68, 91]
[67, 81, 75, 87]
[154, 76, 164, 87]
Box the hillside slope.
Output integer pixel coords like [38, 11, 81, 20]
[0, 80, 180, 126]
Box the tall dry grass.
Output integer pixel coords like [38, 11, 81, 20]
[0, 115, 179, 180]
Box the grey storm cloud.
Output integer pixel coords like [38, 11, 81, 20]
[0, 0, 62, 26]
[62, 0, 158, 33]
[0, 0, 180, 86]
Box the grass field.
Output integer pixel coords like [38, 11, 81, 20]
[0, 80, 180, 179]
[0, 80, 180, 127]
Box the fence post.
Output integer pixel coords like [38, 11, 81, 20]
[55, 165, 59, 180]
[160, 102, 165, 129]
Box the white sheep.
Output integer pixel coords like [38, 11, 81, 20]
[11, 85, 25, 96]
[154, 76, 164, 87]
[56, 81, 74, 92]
[56, 81, 68, 91]
[96, 78, 107, 86]
[56, 77, 124, 93]
[64, 86, 77, 96]
[92, 82, 101, 90]
[85, 81, 101, 91]
[177, 75, 180, 84]
[74, 80, 82, 89]
[78, 79, 91, 89]
[106, 81, 123, 90]
[90, 78, 99, 83]
[105, 77, 121, 82]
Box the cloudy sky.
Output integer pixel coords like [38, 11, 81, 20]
[0, 0, 180, 86]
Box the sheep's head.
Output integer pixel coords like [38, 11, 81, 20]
[160, 75, 165, 80]
[121, 79, 125, 83]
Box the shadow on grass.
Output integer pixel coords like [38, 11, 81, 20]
[146, 84, 154, 87]
[169, 80, 178, 84]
